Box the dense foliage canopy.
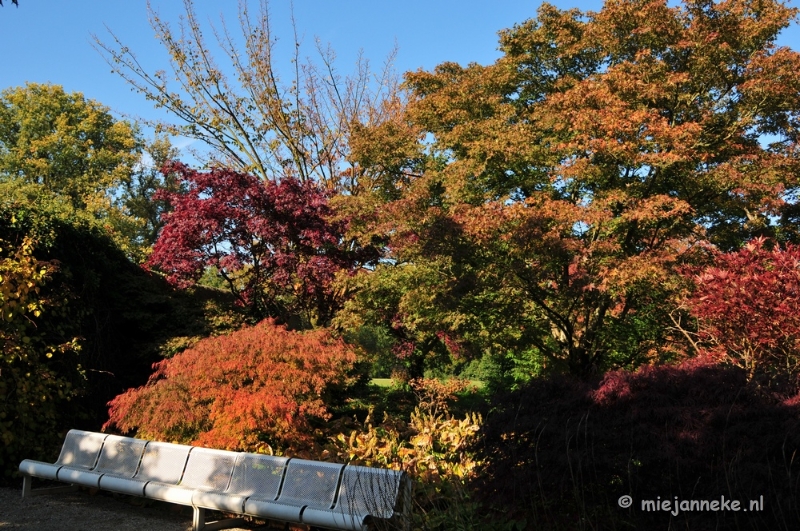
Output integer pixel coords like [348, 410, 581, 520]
[0, 83, 148, 257]
[5, 1, 800, 526]
[338, 0, 800, 378]
[0, 83, 139, 214]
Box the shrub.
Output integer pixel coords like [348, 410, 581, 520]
[104, 319, 357, 452]
[475, 360, 800, 530]
[0, 183, 239, 431]
[683, 237, 800, 382]
[330, 378, 484, 530]
[148, 162, 376, 325]
[0, 236, 82, 476]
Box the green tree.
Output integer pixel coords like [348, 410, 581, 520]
[0, 83, 140, 211]
[339, 0, 800, 379]
[0, 83, 142, 254]
[118, 135, 183, 250]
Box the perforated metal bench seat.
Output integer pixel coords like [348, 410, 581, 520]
[19, 430, 411, 531]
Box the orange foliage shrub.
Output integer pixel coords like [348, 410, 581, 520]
[104, 319, 356, 451]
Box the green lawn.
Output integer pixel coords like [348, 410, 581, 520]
[370, 378, 484, 388]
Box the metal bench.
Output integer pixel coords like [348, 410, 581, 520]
[19, 429, 410, 531]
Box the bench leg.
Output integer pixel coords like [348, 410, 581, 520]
[21, 476, 79, 498]
[22, 475, 31, 498]
[193, 507, 205, 531]
[192, 506, 247, 531]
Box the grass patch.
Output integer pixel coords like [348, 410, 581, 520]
[370, 378, 484, 388]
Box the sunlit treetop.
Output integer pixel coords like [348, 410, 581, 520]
[341, 0, 800, 378]
[0, 83, 140, 214]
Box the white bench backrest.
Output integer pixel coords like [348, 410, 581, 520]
[180, 447, 238, 490]
[54, 430, 107, 469]
[23, 430, 411, 530]
[277, 459, 344, 510]
[133, 441, 191, 484]
[227, 453, 289, 499]
[94, 435, 148, 477]
[336, 465, 403, 518]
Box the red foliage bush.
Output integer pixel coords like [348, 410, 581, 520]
[474, 360, 800, 529]
[103, 319, 356, 451]
[683, 237, 800, 380]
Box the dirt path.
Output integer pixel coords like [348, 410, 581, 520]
[0, 487, 262, 531]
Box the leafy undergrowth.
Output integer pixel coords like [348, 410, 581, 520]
[328, 378, 487, 530]
[474, 358, 800, 530]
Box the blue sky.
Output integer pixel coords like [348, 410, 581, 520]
[1, 0, 799, 149]
[1, 1, 587, 127]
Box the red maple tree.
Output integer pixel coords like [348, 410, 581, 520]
[147, 161, 373, 324]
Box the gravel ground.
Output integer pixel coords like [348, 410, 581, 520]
[0, 486, 266, 531]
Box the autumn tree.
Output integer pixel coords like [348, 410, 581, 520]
[339, 0, 800, 378]
[94, 0, 401, 194]
[0, 83, 146, 256]
[682, 237, 800, 381]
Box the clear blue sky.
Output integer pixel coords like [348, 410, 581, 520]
[1, 0, 798, 146]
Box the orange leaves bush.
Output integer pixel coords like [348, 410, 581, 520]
[104, 319, 356, 452]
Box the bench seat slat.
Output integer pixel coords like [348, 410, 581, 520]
[192, 453, 289, 514]
[145, 447, 239, 505]
[143, 482, 195, 505]
[18, 460, 62, 481]
[192, 490, 247, 514]
[57, 468, 104, 488]
[19, 429, 108, 482]
[57, 434, 149, 489]
[243, 498, 304, 523]
[98, 475, 149, 497]
[100, 441, 192, 497]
